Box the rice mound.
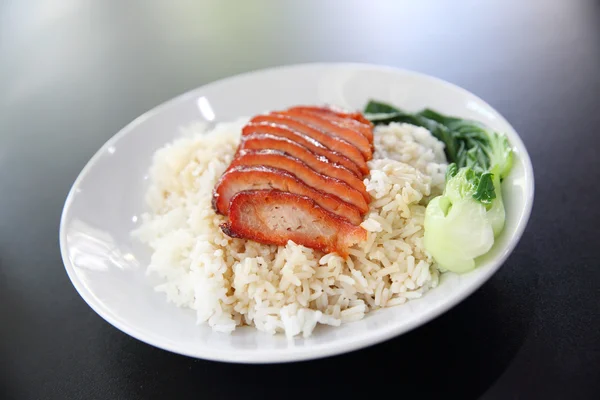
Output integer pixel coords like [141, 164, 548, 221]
[133, 120, 448, 337]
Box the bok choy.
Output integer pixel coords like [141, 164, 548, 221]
[364, 100, 514, 273]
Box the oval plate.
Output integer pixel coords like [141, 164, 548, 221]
[60, 63, 534, 363]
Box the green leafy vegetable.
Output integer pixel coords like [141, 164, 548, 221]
[473, 172, 496, 205]
[364, 100, 514, 272]
[364, 101, 404, 114]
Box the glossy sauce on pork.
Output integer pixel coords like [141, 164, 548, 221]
[213, 105, 375, 256]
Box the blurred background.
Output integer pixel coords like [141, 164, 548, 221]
[1, 1, 599, 399]
[2, 0, 598, 216]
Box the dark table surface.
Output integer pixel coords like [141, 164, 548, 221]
[1, 1, 599, 399]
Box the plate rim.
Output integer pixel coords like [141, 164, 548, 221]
[59, 62, 535, 363]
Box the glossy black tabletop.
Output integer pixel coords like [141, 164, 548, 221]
[1, 1, 599, 399]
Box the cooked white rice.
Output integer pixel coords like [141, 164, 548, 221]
[133, 119, 447, 337]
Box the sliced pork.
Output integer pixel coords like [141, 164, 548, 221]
[240, 133, 369, 200]
[279, 109, 373, 160]
[229, 149, 369, 210]
[242, 123, 362, 177]
[250, 114, 369, 174]
[287, 106, 374, 142]
[213, 166, 363, 225]
[222, 190, 367, 257]
[213, 105, 375, 255]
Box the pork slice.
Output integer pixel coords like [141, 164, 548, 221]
[240, 133, 369, 201]
[286, 106, 374, 142]
[250, 114, 369, 175]
[242, 123, 363, 177]
[229, 149, 369, 210]
[212, 166, 363, 225]
[221, 190, 367, 258]
[279, 109, 373, 160]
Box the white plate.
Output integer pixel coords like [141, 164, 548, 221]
[60, 63, 534, 363]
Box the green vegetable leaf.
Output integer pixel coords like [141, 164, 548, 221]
[445, 163, 458, 180]
[473, 172, 496, 205]
[486, 132, 513, 180]
[364, 100, 401, 114]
